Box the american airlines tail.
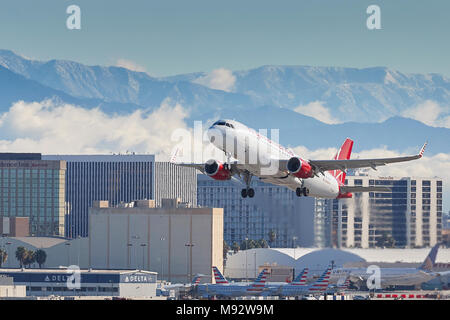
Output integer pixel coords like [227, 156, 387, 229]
[291, 268, 309, 286]
[309, 266, 332, 292]
[419, 243, 440, 272]
[212, 266, 229, 284]
[247, 269, 269, 292]
[191, 274, 203, 285]
[330, 138, 354, 185]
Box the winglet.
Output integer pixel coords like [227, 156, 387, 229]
[170, 147, 180, 164]
[419, 142, 427, 158]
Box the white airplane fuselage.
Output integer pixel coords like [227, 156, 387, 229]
[207, 120, 340, 198]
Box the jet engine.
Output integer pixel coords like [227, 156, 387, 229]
[287, 157, 314, 178]
[204, 159, 232, 180]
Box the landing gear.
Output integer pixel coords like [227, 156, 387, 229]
[296, 187, 309, 197]
[241, 188, 255, 198]
[241, 171, 254, 198]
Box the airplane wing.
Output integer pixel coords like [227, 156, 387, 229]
[305, 143, 427, 173]
[340, 186, 391, 193]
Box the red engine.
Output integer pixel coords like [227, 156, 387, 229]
[204, 159, 232, 180]
[337, 192, 352, 199]
[287, 157, 314, 178]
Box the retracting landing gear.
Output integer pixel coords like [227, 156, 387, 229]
[241, 171, 254, 198]
[295, 187, 309, 197]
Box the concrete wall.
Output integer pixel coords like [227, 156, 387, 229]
[88, 206, 223, 283]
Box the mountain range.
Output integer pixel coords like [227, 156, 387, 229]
[0, 49, 449, 154]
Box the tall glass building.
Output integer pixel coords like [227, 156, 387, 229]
[0, 154, 66, 236]
[328, 175, 443, 248]
[197, 174, 316, 248]
[43, 155, 197, 238]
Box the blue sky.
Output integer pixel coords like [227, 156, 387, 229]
[0, 0, 449, 76]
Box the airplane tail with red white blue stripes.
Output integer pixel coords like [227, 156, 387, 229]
[291, 268, 309, 286]
[212, 266, 229, 284]
[309, 266, 332, 293]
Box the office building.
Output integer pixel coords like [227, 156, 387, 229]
[197, 174, 317, 248]
[43, 155, 197, 238]
[329, 175, 443, 248]
[0, 153, 66, 236]
[88, 198, 223, 283]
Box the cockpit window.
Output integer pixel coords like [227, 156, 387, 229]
[211, 120, 234, 129]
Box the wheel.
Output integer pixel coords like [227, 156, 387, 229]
[241, 188, 248, 198]
[303, 188, 309, 197]
[296, 188, 302, 197]
[247, 188, 255, 198]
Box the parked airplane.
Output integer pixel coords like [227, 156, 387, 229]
[194, 267, 270, 298]
[268, 266, 332, 297]
[172, 119, 426, 199]
[329, 243, 450, 287]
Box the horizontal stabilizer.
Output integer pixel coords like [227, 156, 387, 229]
[340, 186, 391, 193]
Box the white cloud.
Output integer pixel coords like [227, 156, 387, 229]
[402, 100, 450, 128]
[115, 59, 147, 73]
[294, 101, 340, 124]
[0, 100, 188, 158]
[193, 68, 236, 92]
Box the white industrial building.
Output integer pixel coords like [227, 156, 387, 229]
[224, 247, 450, 281]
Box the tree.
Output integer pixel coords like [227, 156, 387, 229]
[34, 249, 47, 268]
[15, 246, 26, 268]
[23, 249, 36, 268]
[0, 249, 7, 267]
[268, 230, 277, 247]
[231, 242, 240, 254]
[258, 239, 268, 248]
[376, 232, 396, 248]
[223, 241, 230, 265]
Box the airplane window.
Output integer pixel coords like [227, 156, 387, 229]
[225, 123, 234, 129]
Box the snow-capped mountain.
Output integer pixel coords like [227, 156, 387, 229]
[0, 49, 449, 154]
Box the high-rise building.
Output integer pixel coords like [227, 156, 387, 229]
[197, 174, 316, 248]
[43, 155, 197, 238]
[328, 175, 443, 248]
[0, 153, 66, 236]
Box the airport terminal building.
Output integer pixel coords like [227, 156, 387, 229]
[0, 268, 157, 297]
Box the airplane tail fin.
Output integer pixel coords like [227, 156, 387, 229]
[191, 274, 203, 285]
[337, 275, 351, 290]
[419, 243, 440, 272]
[330, 138, 354, 185]
[248, 269, 269, 291]
[212, 266, 229, 284]
[309, 266, 332, 293]
[292, 268, 309, 286]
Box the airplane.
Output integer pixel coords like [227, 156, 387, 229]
[329, 243, 450, 288]
[267, 266, 332, 297]
[172, 119, 427, 199]
[194, 266, 270, 298]
[159, 274, 204, 296]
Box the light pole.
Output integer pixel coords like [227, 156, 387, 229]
[245, 237, 248, 281]
[77, 235, 81, 267]
[131, 235, 140, 269]
[65, 242, 71, 266]
[160, 237, 165, 281]
[140, 243, 147, 270]
[185, 242, 194, 283]
[127, 243, 133, 269]
[292, 236, 298, 260]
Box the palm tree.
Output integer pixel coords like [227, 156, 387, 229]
[231, 242, 240, 254]
[268, 230, 277, 247]
[0, 249, 7, 267]
[258, 239, 268, 248]
[15, 246, 27, 268]
[34, 249, 47, 268]
[23, 249, 36, 268]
